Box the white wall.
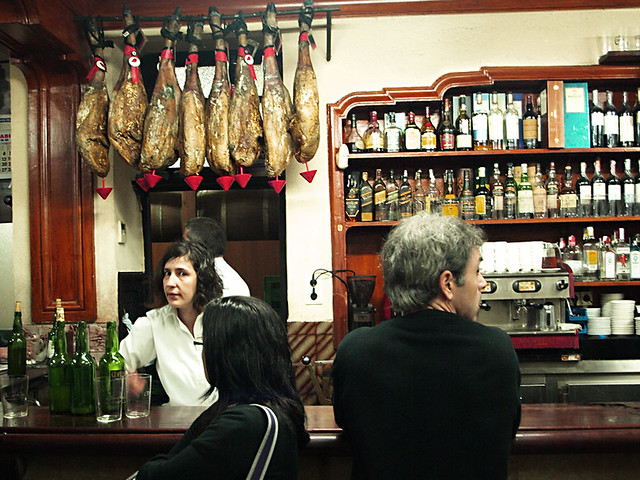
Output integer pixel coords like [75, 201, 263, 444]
[5, 7, 640, 327]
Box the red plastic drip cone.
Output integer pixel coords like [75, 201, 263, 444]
[184, 175, 203, 191]
[136, 177, 150, 192]
[234, 172, 251, 188]
[95, 186, 113, 199]
[144, 171, 162, 188]
[216, 176, 235, 191]
[268, 178, 286, 193]
[300, 169, 316, 183]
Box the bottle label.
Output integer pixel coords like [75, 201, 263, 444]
[585, 250, 598, 270]
[546, 193, 558, 210]
[374, 190, 386, 205]
[440, 133, 455, 150]
[472, 117, 488, 142]
[522, 118, 537, 140]
[593, 182, 606, 200]
[620, 117, 634, 142]
[635, 183, 640, 203]
[488, 116, 504, 141]
[603, 251, 616, 279]
[533, 188, 547, 213]
[110, 369, 125, 379]
[560, 193, 578, 209]
[604, 114, 619, 135]
[591, 111, 604, 127]
[518, 190, 534, 214]
[421, 132, 437, 150]
[494, 195, 504, 211]
[442, 200, 459, 217]
[385, 133, 401, 152]
[630, 251, 640, 279]
[405, 129, 421, 150]
[360, 190, 373, 221]
[608, 184, 621, 201]
[578, 184, 592, 201]
[456, 134, 472, 150]
[475, 195, 487, 216]
[345, 197, 360, 219]
[624, 184, 635, 204]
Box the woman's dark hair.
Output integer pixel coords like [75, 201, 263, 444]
[153, 241, 223, 312]
[201, 296, 309, 449]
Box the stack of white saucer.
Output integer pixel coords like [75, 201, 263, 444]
[587, 316, 611, 336]
[585, 307, 601, 319]
[601, 293, 625, 318]
[610, 300, 636, 335]
[635, 316, 640, 335]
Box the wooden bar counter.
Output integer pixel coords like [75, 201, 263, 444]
[2, 404, 640, 479]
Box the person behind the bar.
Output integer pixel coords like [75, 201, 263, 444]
[120, 241, 222, 406]
[331, 213, 521, 480]
[183, 216, 250, 298]
[133, 296, 309, 480]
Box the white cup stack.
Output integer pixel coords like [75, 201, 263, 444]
[609, 300, 636, 335]
[635, 317, 640, 335]
[585, 307, 602, 319]
[601, 293, 625, 319]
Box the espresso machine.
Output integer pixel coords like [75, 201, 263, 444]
[477, 271, 579, 353]
[347, 275, 376, 330]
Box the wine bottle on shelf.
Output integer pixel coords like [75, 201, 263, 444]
[398, 170, 413, 218]
[517, 163, 534, 219]
[522, 95, 538, 149]
[441, 169, 459, 217]
[460, 169, 475, 220]
[606, 159, 623, 216]
[455, 95, 472, 151]
[600, 236, 616, 280]
[7, 301, 26, 376]
[559, 164, 578, 217]
[426, 169, 442, 215]
[472, 93, 489, 151]
[359, 171, 374, 222]
[362, 111, 384, 152]
[545, 162, 560, 218]
[603, 90, 619, 148]
[532, 163, 547, 219]
[438, 98, 455, 151]
[630, 234, 640, 280]
[576, 162, 592, 217]
[488, 91, 505, 150]
[615, 227, 631, 281]
[404, 111, 421, 151]
[504, 92, 520, 150]
[490, 163, 504, 220]
[413, 170, 426, 214]
[619, 91, 635, 147]
[420, 106, 437, 152]
[536, 96, 543, 148]
[373, 169, 388, 221]
[474, 166, 491, 220]
[345, 172, 360, 222]
[70, 321, 96, 415]
[504, 163, 518, 219]
[563, 235, 583, 279]
[386, 170, 400, 221]
[590, 89, 605, 148]
[634, 87, 640, 147]
[345, 113, 365, 153]
[581, 226, 599, 281]
[592, 159, 608, 217]
[384, 112, 403, 153]
[49, 307, 71, 413]
[622, 158, 635, 216]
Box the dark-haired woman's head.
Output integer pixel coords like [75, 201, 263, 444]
[154, 241, 223, 312]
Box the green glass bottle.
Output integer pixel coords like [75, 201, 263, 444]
[98, 321, 126, 415]
[47, 298, 62, 365]
[48, 307, 71, 413]
[70, 321, 96, 415]
[8, 301, 27, 376]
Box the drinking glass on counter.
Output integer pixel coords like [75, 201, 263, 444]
[95, 375, 124, 423]
[1, 375, 29, 418]
[125, 373, 152, 419]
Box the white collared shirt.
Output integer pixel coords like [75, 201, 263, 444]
[216, 257, 250, 297]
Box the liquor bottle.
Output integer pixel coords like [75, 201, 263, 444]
[420, 106, 437, 152]
[47, 298, 63, 364]
[404, 111, 421, 151]
[490, 163, 504, 220]
[345, 172, 360, 222]
[615, 227, 631, 280]
[438, 98, 455, 151]
[384, 112, 403, 153]
[488, 91, 505, 150]
[517, 163, 534, 219]
[603, 90, 619, 148]
[70, 321, 96, 415]
[472, 93, 489, 151]
[532, 163, 547, 219]
[590, 89, 605, 147]
[426, 169, 441, 215]
[505, 92, 520, 150]
[581, 226, 599, 280]
[474, 166, 491, 220]
[373, 169, 387, 221]
[630, 234, 640, 280]
[504, 163, 518, 219]
[98, 321, 126, 382]
[522, 95, 538, 149]
[559, 165, 578, 217]
[345, 113, 364, 153]
[441, 169, 459, 217]
[413, 170, 426, 214]
[600, 236, 616, 280]
[398, 170, 413, 218]
[49, 307, 71, 413]
[386, 170, 400, 221]
[460, 169, 475, 220]
[634, 87, 640, 147]
[591, 159, 607, 217]
[619, 91, 635, 147]
[359, 171, 374, 222]
[536, 96, 543, 148]
[545, 162, 560, 218]
[576, 162, 592, 217]
[7, 301, 27, 376]
[562, 235, 583, 279]
[606, 159, 623, 216]
[362, 111, 384, 152]
[622, 158, 635, 216]
[455, 95, 472, 151]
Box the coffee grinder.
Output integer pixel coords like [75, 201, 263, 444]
[347, 275, 376, 330]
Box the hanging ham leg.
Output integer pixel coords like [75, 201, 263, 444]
[179, 22, 206, 178]
[262, 3, 294, 178]
[291, 6, 320, 164]
[228, 13, 263, 168]
[108, 6, 148, 169]
[140, 8, 182, 173]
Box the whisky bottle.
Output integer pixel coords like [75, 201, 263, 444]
[373, 169, 388, 221]
[384, 112, 403, 153]
[591, 159, 607, 217]
[426, 169, 441, 215]
[441, 169, 459, 218]
[420, 106, 437, 152]
[345, 172, 360, 222]
[488, 91, 505, 150]
[455, 95, 472, 151]
[413, 170, 426, 214]
[522, 95, 538, 149]
[49, 308, 71, 413]
[545, 162, 560, 218]
[362, 111, 384, 152]
[505, 92, 520, 150]
[600, 236, 616, 280]
[517, 163, 534, 219]
[622, 158, 635, 216]
[386, 170, 400, 221]
[606, 159, 623, 216]
[359, 171, 374, 222]
[7, 301, 26, 376]
[615, 227, 630, 280]
[490, 163, 504, 220]
[590, 89, 604, 147]
[70, 321, 96, 415]
[345, 113, 365, 153]
[460, 169, 475, 220]
[404, 111, 421, 151]
[474, 166, 491, 220]
[619, 91, 635, 147]
[603, 90, 619, 148]
[581, 226, 599, 281]
[438, 98, 455, 151]
[532, 163, 547, 219]
[576, 162, 592, 217]
[559, 165, 578, 217]
[472, 93, 489, 151]
[398, 170, 413, 218]
[504, 163, 517, 219]
[634, 88, 640, 147]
